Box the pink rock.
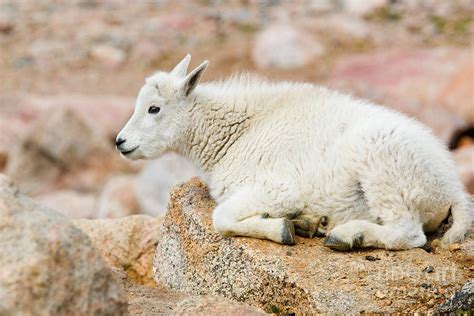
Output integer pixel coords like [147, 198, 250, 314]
[5, 106, 134, 195]
[330, 47, 472, 143]
[0, 94, 135, 163]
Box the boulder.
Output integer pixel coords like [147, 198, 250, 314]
[0, 94, 136, 166]
[97, 175, 140, 218]
[5, 106, 131, 195]
[73, 215, 162, 287]
[252, 23, 325, 70]
[330, 47, 473, 143]
[0, 174, 127, 315]
[154, 178, 473, 314]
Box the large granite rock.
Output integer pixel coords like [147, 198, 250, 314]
[0, 175, 127, 315]
[154, 178, 473, 314]
[74, 215, 162, 287]
[112, 268, 265, 315]
[5, 106, 131, 195]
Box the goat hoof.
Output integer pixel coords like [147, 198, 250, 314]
[291, 214, 328, 239]
[281, 219, 296, 245]
[324, 235, 352, 251]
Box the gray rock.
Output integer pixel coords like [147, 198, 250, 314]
[436, 280, 474, 314]
[0, 175, 127, 315]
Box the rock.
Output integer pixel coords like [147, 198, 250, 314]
[154, 178, 473, 314]
[112, 268, 264, 315]
[252, 23, 325, 69]
[452, 145, 474, 194]
[0, 174, 127, 315]
[448, 243, 461, 252]
[173, 296, 265, 315]
[0, 10, 14, 34]
[97, 175, 140, 218]
[436, 280, 474, 313]
[440, 60, 474, 123]
[342, 0, 387, 16]
[136, 153, 199, 217]
[311, 14, 370, 41]
[5, 106, 131, 194]
[0, 94, 136, 163]
[330, 47, 472, 143]
[90, 44, 127, 68]
[73, 215, 162, 287]
[35, 190, 97, 219]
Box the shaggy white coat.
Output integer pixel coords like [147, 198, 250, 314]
[117, 55, 472, 250]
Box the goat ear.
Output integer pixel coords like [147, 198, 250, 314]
[170, 54, 191, 78]
[182, 60, 208, 97]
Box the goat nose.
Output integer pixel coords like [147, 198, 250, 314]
[115, 138, 126, 147]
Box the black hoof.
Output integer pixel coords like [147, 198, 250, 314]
[324, 235, 352, 251]
[281, 219, 296, 245]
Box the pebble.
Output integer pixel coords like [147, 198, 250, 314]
[365, 255, 380, 261]
[422, 266, 435, 273]
[375, 291, 386, 299]
[448, 243, 461, 252]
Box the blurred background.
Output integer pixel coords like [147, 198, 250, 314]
[0, 0, 472, 220]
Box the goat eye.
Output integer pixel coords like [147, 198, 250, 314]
[148, 106, 160, 114]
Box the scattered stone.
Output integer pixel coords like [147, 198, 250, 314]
[422, 266, 435, 273]
[154, 178, 472, 314]
[0, 175, 127, 315]
[375, 291, 387, 299]
[90, 44, 127, 68]
[0, 10, 14, 34]
[422, 244, 434, 253]
[365, 255, 380, 261]
[73, 215, 162, 287]
[448, 243, 461, 252]
[421, 283, 432, 289]
[342, 0, 388, 16]
[252, 23, 325, 69]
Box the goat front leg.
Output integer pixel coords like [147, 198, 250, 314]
[212, 189, 296, 245]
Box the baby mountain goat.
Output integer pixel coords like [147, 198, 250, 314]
[116, 55, 472, 250]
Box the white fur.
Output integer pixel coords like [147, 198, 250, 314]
[117, 56, 472, 250]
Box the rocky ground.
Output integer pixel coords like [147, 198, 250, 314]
[0, 0, 473, 314]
